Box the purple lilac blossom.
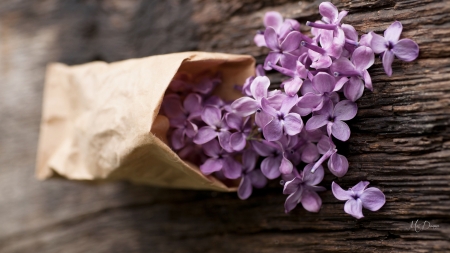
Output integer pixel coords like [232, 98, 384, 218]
[200, 140, 242, 179]
[369, 21, 419, 76]
[332, 181, 386, 219]
[238, 149, 268, 199]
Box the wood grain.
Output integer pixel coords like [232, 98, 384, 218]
[0, 0, 449, 252]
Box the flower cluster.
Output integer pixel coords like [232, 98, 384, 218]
[161, 2, 418, 219]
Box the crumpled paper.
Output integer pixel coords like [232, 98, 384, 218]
[36, 52, 255, 191]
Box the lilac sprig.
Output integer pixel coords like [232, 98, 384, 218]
[161, 1, 419, 218]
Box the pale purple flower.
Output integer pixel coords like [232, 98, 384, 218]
[254, 12, 301, 47]
[200, 140, 242, 179]
[261, 95, 303, 141]
[193, 105, 232, 151]
[297, 72, 347, 115]
[252, 140, 293, 178]
[231, 76, 270, 117]
[369, 21, 419, 76]
[311, 135, 348, 177]
[241, 65, 265, 96]
[267, 57, 308, 96]
[263, 27, 302, 70]
[332, 181, 386, 219]
[238, 149, 268, 200]
[283, 164, 326, 213]
[226, 113, 252, 151]
[331, 46, 375, 101]
[305, 100, 357, 141]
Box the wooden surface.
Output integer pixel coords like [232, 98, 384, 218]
[1, 0, 449, 252]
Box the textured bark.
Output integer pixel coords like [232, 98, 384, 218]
[0, 0, 449, 252]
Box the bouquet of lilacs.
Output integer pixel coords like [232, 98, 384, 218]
[161, 2, 419, 219]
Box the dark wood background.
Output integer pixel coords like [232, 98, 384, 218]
[1, 0, 449, 252]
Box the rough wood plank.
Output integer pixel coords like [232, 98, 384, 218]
[0, 0, 449, 252]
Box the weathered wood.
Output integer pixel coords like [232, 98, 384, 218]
[0, 0, 449, 252]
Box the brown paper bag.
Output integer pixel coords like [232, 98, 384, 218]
[36, 52, 255, 192]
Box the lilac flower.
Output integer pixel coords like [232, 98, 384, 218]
[306, 100, 357, 142]
[283, 164, 326, 213]
[241, 65, 265, 96]
[231, 76, 270, 117]
[193, 105, 232, 151]
[332, 181, 386, 219]
[254, 12, 300, 47]
[252, 140, 293, 178]
[261, 95, 303, 141]
[331, 46, 375, 101]
[263, 27, 302, 70]
[226, 113, 252, 151]
[238, 149, 268, 200]
[369, 21, 419, 76]
[200, 140, 242, 179]
[311, 135, 348, 177]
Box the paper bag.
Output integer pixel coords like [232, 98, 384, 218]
[36, 52, 255, 192]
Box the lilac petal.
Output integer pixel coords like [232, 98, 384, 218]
[344, 199, 364, 219]
[222, 157, 242, 179]
[352, 181, 370, 192]
[280, 31, 302, 52]
[242, 149, 258, 172]
[329, 28, 346, 58]
[252, 141, 273, 157]
[251, 76, 270, 101]
[264, 11, 283, 29]
[284, 113, 303, 136]
[331, 121, 351, 141]
[310, 54, 332, 69]
[194, 127, 217, 145]
[200, 158, 223, 175]
[334, 77, 348, 92]
[184, 120, 198, 138]
[360, 187, 386, 211]
[218, 131, 233, 152]
[162, 95, 184, 119]
[382, 50, 395, 77]
[352, 46, 374, 71]
[344, 76, 364, 102]
[284, 187, 302, 213]
[171, 128, 186, 150]
[263, 119, 283, 141]
[261, 97, 278, 117]
[301, 143, 319, 163]
[280, 95, 299, 114]
[202, 139, 221, 157]
[384, 21, 402, 44]
[363, 70, 373, 91]
[283, 77, 303, 96]
[280, 155, 294, 174]
[331, 181, 352, 201]
[334, 100, 358, 121]
[231, 97, 259, 117]
[313, 72, 336, 94]
[303, 163, 324, 186]
[280, 19, 301, 39]
[393, 39, 419, 62]
[279, 53, 298, 70]
[264, 52, 282, 70]
[193, 79, 213, 95]
[230, 132, 247, 151]
[331, 57, 357, 77]
[336, 10, 348, 24]
[359, 33, 372, 47]
[184, 93, 202, 113]
[319, 2, 338, 23]
[254, 34, 266, 47]
[225, 113, 243, 130]
[306, 115, 328, 131]
[202, 106, 222, 126]
[249, 169, 268, 188]
[267, 93, 285, 110]
[297, 93, 323, 110]
[342, 24, 358, 41]
[255, 111, 273, 128]
[328, 153, 349, 177]
[369, 32, 387, 54]
[261, 156, 282, 179]
[264, 27, 279, 50]
[283, 177, 301, 194]
[301, 190, 322, 212]
[238, 175, 252, 200]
